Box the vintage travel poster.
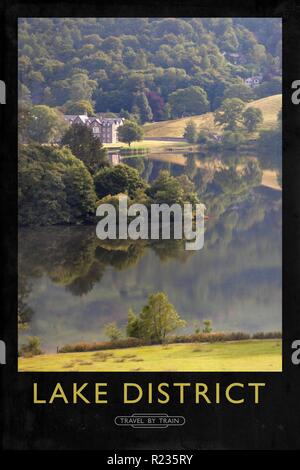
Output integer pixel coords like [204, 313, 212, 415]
[0, 0, 300, 457]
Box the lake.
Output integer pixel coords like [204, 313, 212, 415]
[18, 154, 282, 352]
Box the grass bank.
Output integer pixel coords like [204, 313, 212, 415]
[143, 94, 282, 139]
[104, 139, 193, 152]
[19, 339, 282, 372]
[103, 95, 281, 154]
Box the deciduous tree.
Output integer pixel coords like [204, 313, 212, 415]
[104, 322, 123, 341]
[94, 164, 147, 199]
[169, 86, 209, 118]
[183, 120, 197, 143]
[215, 98, 246, 130]
[118, 121, 144, 146]
[242, 107, 263, 132]
[27, 105, 68, 143]
[139, 292, 186, 343]
[18, 144, 97, 225]
[61, 123, 108, 173]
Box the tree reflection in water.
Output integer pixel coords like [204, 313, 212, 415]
[18, 185, 281, 351]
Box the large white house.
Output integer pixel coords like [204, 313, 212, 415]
[64, 113, 124, 144]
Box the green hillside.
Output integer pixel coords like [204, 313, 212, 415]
[143, 94, 282, 138]
[19, 18, 281, 121]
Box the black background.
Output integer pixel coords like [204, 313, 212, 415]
[0, 0, 300, 451]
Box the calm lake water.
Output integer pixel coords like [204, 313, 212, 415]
[19, 155, 282, 352]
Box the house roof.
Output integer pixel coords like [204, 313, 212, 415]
[64, 114, 124, 125]
[245, 75, 262, 81]
[98, 117, 124, 124]
[87, 117, 102, 125]
[75, 115, 90, 123]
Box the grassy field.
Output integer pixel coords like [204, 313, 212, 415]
[102, 95, 281, 152]
[143, 94, 282, 139]
[104, 139, 193, 152]
[19, 339, 282, 372]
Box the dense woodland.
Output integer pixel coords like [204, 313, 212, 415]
[19, 18, 281, 120]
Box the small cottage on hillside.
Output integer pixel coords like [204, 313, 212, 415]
[244, 75, 263, 88]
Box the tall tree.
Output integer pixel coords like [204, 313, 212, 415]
[126, 308, 142, 338]
[146, 91, 165, 121]
[242, 107, 263, 132]
[214, 98, 246, 130]
[183, 120, 197, 143]
[132, 92, 153, 123]
[223, 83, 254, 102]
[27, 105, 68, 143]
[103, 322, 123, 341]
[94, 164, 147, 199]
[118, 121, 144, 146]
[64, 99, 94, 116]
[18, 144, 97, 226]
[168, 86, 209, 118]
[61, 123, 108, 174]
[139, 292, 186, 343]
[69, 72, 97, 102]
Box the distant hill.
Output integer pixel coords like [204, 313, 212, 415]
[18, 18, 281, 120]
[143, 94, 282, 138]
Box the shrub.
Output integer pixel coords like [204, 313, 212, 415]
[58, 331, 281, 353]
[183, 120, 197, 143]
[197, 130, 209, 144]
[222, 130, 245, 150]
[202, 319, 212, 333]
[103, 322, 123, 341]
[58, 337, 147, 353]
[252, 331, 282, 339]
[197, 130, 222, 151]
[19, 336, 42, 357]
[168, 332, 251, 344]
